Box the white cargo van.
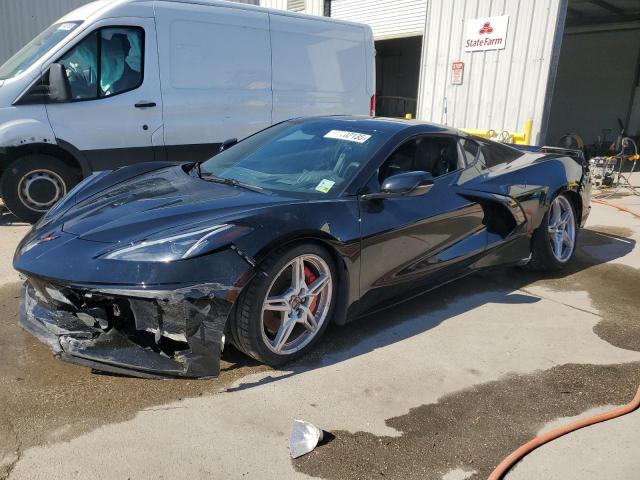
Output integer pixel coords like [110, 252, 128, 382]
[0, 0, 375, 222]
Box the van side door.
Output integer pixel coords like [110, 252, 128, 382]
[44, 17, 163, 170]
[269, 14, 370, 122]
[154, 2, 272, 162]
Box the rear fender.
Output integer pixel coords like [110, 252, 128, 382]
[469, 156, 584, 233]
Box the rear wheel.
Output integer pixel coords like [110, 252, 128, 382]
[526, 193, 578, 271]
[231, 244, 337, 366]
[1, 154, 80, 223]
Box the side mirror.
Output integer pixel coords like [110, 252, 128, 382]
[48, 63, 71, 103]
[220, 138, 238, 152]
[362, 171, 434, 200]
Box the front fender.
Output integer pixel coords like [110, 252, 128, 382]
[0, 118, 56, 147]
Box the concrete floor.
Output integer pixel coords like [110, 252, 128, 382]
[0, 189, 639, 480]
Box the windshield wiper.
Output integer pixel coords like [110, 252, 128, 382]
[200, 173, 264, 193]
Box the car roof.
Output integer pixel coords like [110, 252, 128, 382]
[292, 115, 459, 135]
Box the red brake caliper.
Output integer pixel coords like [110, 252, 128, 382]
[304, 266, 319, 314]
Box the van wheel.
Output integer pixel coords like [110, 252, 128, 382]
[1, 155, 81, 223]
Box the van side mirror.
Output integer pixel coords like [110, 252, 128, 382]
[220, 138, 238, 152]
[48, 63, 71, 103]
[361, 171, 434, 200]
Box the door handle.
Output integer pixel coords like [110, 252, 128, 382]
[135, 101, 156, 108]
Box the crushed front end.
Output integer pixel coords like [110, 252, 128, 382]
[20, 277, 244, 378]
[11, 162, 269, 378]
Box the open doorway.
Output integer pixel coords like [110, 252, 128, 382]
[375, 36, 422, 118]
[546, 0, 640, 156]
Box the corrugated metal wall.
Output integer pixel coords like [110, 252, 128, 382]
[331, 0, 427, 40]
[417, 0, 567, 143]
[0, 0, 94, 64]
[259, 0, 325, 16]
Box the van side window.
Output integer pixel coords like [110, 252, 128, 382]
[57, 27, 144, 100]
[378, 136, 463, 184]
[58, 32, 98, 100]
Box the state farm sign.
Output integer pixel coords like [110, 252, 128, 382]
[464, 15, 509, 52]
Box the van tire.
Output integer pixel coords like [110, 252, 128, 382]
[1, 155, 81, 223]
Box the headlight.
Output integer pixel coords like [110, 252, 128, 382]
[102, 224, 235, 262]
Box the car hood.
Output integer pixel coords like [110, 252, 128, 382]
[60, 165, 296, 243]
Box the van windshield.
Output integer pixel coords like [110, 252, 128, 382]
[0, 21, 82, 80]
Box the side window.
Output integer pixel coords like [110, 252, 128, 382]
[58, 31, 98, 100]
[378, 136, 463, 185]
[477, 139, 524, 168]
[378, 139, 418, 183]
[459, 138, 480, 166]
[57, 27, 144, 100]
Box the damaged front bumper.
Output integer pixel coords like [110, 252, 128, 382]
[20, 278, 242, 379]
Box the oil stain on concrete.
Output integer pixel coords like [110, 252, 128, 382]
[295, 226, 640, 480]
[0, 282, 270, 478]
[493, 225, 640, 352]
[294, 362, 640, 480]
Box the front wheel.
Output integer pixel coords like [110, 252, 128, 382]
[230, 244, 337, 366]
[526, 193, 578, 271]
[1, 154, 81, 223]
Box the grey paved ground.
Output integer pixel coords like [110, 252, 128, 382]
[0, 188, 639, 479]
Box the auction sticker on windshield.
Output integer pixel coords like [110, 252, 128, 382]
[315, 179, 335, 193]
[324, 130, 371, 143]
[58, 23, 77, 31]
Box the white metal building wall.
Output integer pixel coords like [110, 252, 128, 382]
[0, 0, 94, 64]
[259, 0, 325, 16]
[331, 0, 427, 40]
[417, 0, 567, 144]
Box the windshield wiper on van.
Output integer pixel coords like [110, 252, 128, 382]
[200, 173, 265, 193]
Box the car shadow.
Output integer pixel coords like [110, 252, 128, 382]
[0, 205, 28, 227]
[224, 226, 636, 390]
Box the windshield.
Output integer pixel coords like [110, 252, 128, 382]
[199, 119, 391, 197]
[0, 21, 82, 80]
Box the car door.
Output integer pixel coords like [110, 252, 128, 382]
[45, 17, 163, 170]
[359, 134, 487, 308]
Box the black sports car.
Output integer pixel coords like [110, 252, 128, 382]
[14, 116, 591, 378]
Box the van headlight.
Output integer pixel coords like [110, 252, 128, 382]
[101, 224, 238, 262]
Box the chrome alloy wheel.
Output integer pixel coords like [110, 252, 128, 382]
[18, 169, 66, 212]
[261, 254, 332, 355]
[547, 195, 576, 263]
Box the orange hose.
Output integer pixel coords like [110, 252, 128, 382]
[488, 386, 640, 480]
[488, 197, 640, 479]
[592, 198, 640, 219]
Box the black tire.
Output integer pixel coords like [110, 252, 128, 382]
[1, 154, 81, 223]
[525, 192, 578, 271]
[230, 243, 338, 366]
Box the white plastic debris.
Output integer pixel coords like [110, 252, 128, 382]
[289, 419, 324, 458]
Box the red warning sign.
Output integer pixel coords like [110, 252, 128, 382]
[451, 61, 464, 85]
